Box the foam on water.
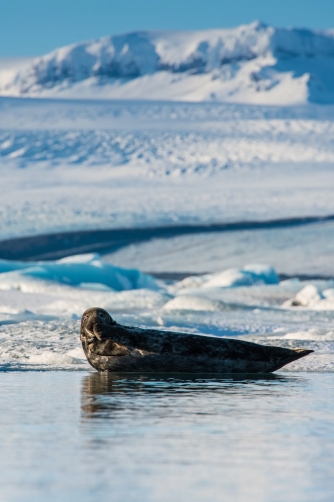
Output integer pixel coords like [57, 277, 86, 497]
[0, 254, 333, 372]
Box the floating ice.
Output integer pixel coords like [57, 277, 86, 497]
[0, 254, 158, 292]
[296, 285, 324, 306]
[282, 284, 334, 310]
[173, 264, 279, 291]
[203, 264, 279, 288]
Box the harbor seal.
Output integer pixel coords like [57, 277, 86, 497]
[80, 307, 313, 373]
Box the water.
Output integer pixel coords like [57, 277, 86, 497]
[0, 242, 334, 501]
[0, 371, 333, 502]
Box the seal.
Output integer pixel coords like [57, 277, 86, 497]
[80, 307, 313, 373]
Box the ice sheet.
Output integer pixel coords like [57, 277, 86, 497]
[1, 98, 334, 239]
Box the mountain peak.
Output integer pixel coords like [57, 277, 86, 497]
[1, 22, 334, 105]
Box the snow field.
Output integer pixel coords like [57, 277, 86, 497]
[1, 98, 334, 238]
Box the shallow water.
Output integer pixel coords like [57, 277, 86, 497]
[0, 371, 333, 502]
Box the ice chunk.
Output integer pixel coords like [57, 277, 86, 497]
[202, 264, 279, 289]
[0, 256, 158, 291]
[295, 285, 324, 306]
[281, 284, 334, 309]
[282, 284, 324, 308]
[242, 264, 279, 284]
[171, 264, 279, 292]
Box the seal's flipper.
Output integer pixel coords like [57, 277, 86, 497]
[90, 339, 130, 357]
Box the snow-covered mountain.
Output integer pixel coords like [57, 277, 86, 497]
[1, 21, 334, 104]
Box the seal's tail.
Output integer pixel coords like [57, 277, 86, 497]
[268, 348, 314, 372]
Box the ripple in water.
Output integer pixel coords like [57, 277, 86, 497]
[0, 371, 333, 501]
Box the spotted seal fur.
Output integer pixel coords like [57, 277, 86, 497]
[80, 307, 313, 373]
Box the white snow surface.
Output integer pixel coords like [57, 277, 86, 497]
[1, 22, 334, 104]
[1, 98, 334, 239]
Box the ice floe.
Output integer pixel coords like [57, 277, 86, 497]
[171, 265, 279, 294]
[0, 253, 158, 291]
[0, 256, 333, 371]
[202, 264, 279, 288]
[283, 284, 334, 310]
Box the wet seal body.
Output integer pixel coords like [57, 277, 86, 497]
[80, 307, 313, 373]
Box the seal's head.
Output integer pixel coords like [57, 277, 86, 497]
[80, 307, 114, 343]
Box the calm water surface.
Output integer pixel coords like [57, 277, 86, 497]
[0, 372, 333, 502]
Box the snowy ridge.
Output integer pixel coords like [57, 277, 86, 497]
[2, 22, 334, 104]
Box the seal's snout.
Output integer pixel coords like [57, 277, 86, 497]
[81, 308, 114, 343]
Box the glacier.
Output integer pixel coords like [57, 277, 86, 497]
[1, 21, 334, 104]
[1, 98, 334, 240]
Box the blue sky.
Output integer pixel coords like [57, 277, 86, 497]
[1, 0, 334, 57]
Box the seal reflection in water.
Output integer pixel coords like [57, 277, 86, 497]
[80, 372, 285, 418]
[80, 307, 313, 374]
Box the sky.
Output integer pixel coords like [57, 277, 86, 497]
[1, 0, 334, 57]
